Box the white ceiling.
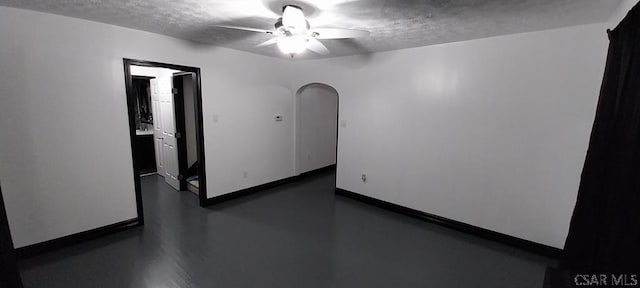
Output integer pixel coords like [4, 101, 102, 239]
[0, 0, 622, 59]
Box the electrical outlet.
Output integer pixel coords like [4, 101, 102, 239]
[361, 173, 367, 183]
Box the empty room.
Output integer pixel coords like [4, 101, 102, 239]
[1, 0, 639, 287]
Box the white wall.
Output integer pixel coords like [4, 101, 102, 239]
[287, 23, 611, 248]
[0, 7, 294, 248]
[295, 84, 338, 174]
[183, 76, 198, 167]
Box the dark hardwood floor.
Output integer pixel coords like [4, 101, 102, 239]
[18, 170, 555, 287]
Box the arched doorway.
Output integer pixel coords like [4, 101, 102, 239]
[295, 83, 339, 175]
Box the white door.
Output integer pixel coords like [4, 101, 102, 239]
[159, 77, 180, 190]
[150, 79, 165, 178]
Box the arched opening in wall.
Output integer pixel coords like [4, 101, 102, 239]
[295, 83, 339, 176]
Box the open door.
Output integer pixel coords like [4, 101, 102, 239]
[150, 79, 165, 178]
[150, 75, 180, 190]
[0, 186, 24, 288]
[158, 76, 180, 190]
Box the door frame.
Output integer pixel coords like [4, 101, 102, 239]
[123, 59, 208, 212]
[172, 72, 190, 191]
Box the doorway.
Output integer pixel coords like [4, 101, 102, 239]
[295, 83, 339, 175]
[123, 59, 207, 216]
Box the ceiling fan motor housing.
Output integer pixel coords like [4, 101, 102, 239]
[279, 5, 311, 34]
[275, 18, 310, 35]
[282, 4, 302, 12]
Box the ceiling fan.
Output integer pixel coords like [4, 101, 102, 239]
[216, 5, 370, 57]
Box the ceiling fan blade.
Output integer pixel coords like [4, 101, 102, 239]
[307, 38, 330, 55]
[256, 38, 279, 47]
[214, 25, 273, 35]
[311, 28, 370, 39]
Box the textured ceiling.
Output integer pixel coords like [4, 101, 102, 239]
[0, 0, 621, 59]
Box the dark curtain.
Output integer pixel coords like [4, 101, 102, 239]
[561, 2, 640, 273]
[0, 186, 24, 288]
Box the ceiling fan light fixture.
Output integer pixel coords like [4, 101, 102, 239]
[282, 5, 306, 30]
[220, 4, 371, 58]
[277, 35, 308, 56]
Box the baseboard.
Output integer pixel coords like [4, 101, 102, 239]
[335, 188, 563, 259]
[298, 164, 336, 178]
[204, 164, 336, 206]
[16, 218, 141, 259]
